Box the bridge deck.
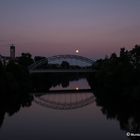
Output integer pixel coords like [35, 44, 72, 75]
[29, 69, 94, 74]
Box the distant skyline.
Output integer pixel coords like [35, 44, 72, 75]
[0, 0, 140, 59]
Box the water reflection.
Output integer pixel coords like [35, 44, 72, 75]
[0, 91, 33, 127]
[0, 73, 140, 140]
[88, 74, 140, 140]
[32, 73, 94, 110]
[34, 92, 94, 110]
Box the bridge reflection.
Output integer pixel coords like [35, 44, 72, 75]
[33, 88, 92, 94]
[30, 70, 95, 110]
[34, 90, 94, 110]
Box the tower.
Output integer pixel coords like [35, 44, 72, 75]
[10, 44, 15, 60]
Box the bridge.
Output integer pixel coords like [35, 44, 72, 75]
[30, 55, 95, 109]
[34, 89, 94, 110]
[30, 69, 94, 74]
[29, 54, 95, 74]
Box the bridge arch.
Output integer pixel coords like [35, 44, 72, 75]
[34, 92, 95, 110]
[29, 54, 94, 70]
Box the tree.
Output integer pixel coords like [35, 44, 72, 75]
[61, 61, 70, 69]
[17, 53, 34, 67]
[120, 48, 126, 58]
[130, 45, 140, 66]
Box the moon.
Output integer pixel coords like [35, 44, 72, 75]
[75, 49, 79, 53]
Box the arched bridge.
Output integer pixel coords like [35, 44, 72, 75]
[29, 54, 95, 74]
[34, 90, 95, 110]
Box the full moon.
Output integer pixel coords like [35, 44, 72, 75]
[75, 49, 79, 53]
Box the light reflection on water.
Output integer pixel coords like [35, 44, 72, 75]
[50, 78, 90, 90]
[0, 79, 128, 140]
[34, 79, 94, 110]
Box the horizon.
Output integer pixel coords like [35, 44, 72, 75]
[0, 0, 140, 59]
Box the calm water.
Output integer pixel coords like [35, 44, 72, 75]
[0, 79, 130, 140]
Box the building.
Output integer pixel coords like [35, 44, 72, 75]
[10, 44, 15, 60]
[0, 44, 16, 65]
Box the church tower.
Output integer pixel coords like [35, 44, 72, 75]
[10, 44, 15, 60]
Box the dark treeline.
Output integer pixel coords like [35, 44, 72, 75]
[88, 77, 140, 140]
[0, 73, 88, 128]
[0, 53, 35, 127]
[0, 60, 88, 127]
[0, 61, 31, 93]
[93, 44, 140, 96]
[0, 55, 33, 127]
[87, 44, 140, 139]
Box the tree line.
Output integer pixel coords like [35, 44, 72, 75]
[0, 44, 140, 93]
[93, 45, 140, 92]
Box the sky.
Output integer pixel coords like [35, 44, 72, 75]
[0, 0, 140, 59]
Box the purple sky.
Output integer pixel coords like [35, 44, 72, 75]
[0, 0, 140, 59]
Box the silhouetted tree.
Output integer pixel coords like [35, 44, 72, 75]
[93, 45, 140, 89]
[61, 61, 70, 69]
[130, 45, 140, 68]
[120, 48, 126, 57]
[17, 53, 34, 67]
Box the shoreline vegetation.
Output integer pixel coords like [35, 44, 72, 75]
[0, 44, 140, 93]
[0, 45, 140, 136]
